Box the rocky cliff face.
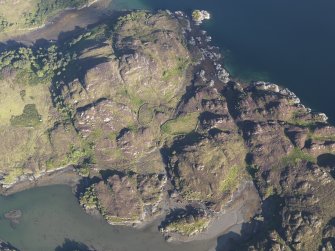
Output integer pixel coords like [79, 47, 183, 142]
[0, 10, 335, 251]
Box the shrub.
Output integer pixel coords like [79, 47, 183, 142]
[10, 104, 42, 127]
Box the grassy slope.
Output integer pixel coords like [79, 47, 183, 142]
[0, 10, 192, 185]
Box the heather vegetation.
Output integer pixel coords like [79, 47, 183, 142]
[0, 9, 334, 250]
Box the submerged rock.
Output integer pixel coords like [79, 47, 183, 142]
[4, 209, 22, 224]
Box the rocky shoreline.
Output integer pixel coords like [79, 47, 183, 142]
[0, 240, 18, 251]
[0, 166, 80, 196]
[0, 8, 335, 251]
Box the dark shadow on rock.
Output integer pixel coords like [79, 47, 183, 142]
[159, 208, 187, 229]
[53, 56, 110, 89]
[173, 79, 198, 117]
[0, 240, 20, 251]
[75, 175, 101, 198]
[199, 111, 223, 121]
[159, 132, 203, 185]
[169, 132, 203, 152]
[55, 239, 95, 251]
[245, 153, 254, 166]
[215, 231, 241, 251]
[116, 128, 131, 141]
[33, 38, 52, 48]
[215, 195, 284, 251]
[318, 153, 335, 179]
[76, 98, 108, 114]
[0, 40, 26, 52]
[237, 120, 257, 142]
[208, 128, 223, 137]
[221, 81, 242, 120]
[320, 217, 335, 250]
[317, 153, 335, 168]
[99, 169, 125, 181]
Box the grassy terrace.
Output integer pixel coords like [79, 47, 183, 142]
[280, 147, 316, 167]
[161, 112, 199, 136]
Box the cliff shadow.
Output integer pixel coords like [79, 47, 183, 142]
[75, 175, 101, 198]
[159, 132, 203, 183]
[215, 231, 241, 251]
[317, 153, 335, 168]
[215, 194, 285, 251]
[51, 17, 123, 87]
[317, 153, 335, 179]
[0, 40, 27, 53]
[54, 239, 95, 251]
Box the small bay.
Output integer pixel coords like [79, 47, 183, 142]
[0, 185, 214, 251]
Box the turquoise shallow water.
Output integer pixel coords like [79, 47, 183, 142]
[112, 0, 335, 124]
[0, 185, 214, 251]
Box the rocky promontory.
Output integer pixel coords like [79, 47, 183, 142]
[0, 9, 334, 251]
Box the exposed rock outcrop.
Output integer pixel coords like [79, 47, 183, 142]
[1, 9, 335, 250]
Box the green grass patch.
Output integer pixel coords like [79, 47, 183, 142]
[115, 11, 149, 31]
[75, 165, 90, 177]
[88, 128, 104, 141]
[280, 148, 316, 167]
[264, 186, 275, 198]
[138, 104, 154, 125]
[0, 45, 74, 86]
[219, 165, 244, 193]
[10, 104, 42, 127]
[47, 140, 95, 170]
[68, 25, 109, 47]
[2, 168, 24, 185]
[310, 135, 335, 142]
[64, 142, 94, 166]
[161, 112, 199, 136]
[288, 110, 316, 127]
[117, 87, 144, 112]
[162, 57, 190, 81]
[165, 217, 209, 236]
[182, 190, 209, 201]
[0, 15, 12, 32]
